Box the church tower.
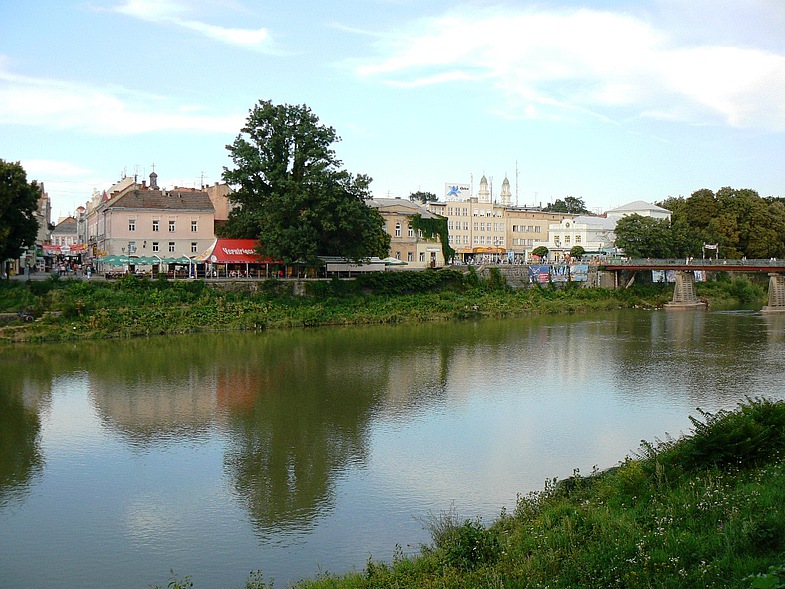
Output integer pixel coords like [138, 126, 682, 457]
[500, 176, 511, 206]
[478, 175, 490, 203]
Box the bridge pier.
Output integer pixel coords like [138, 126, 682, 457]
[762, 273, 785, 313]
[665, 271, 707, 310]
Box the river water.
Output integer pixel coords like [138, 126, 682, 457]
[1, 309, 784, 588]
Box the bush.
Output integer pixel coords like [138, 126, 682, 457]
[639, 397, 785, 476]
[439, 518, 501, 571]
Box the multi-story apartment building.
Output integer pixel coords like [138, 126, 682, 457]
[85, 171, 216, 261]
[368, 197, 446, 267]
[429, 175, 573, 263]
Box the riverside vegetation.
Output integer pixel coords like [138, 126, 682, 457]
[0, 268, 767, 343]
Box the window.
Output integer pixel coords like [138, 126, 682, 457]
[473, 222, 479, 231]
[169, 220, 176, 232]
[128, 219, 136, 232]
[407, 252, 414, 262]
[152, 220, 159, 232]
[473, 236, 479, 245]
[191, 242, 198, 253]
[168, 242, 175, 253]
[462, 207, 468, 216]
[576, 235, 582, 243]
[395, 251, 401, 260]
[395, 222, 402, 237]
[408, 224, 414, 238]
[463, 222, 469, 231]
[420, 252, 426, 262]
[448, 220, 454, 230]
[152, 242, 159, 253]
[463, 235, 469, 244]
[128, 241, 136, 253]
[191, 220, 198, 232]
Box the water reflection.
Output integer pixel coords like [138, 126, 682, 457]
[3, 310, 785, 589]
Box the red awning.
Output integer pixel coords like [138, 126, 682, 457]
[196, 239, 280, 264]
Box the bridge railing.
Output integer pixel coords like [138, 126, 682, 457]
[605, 258, 785, 268]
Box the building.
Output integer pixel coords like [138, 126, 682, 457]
[85, 171, 216, 262]
[367, 197, 447, 268]
[605, 200, 671, 222]
[533, 200, 673, 261]
[429, 174, 572, 263]
[534, 215, 618, 261]
[50, 216, 79, 247]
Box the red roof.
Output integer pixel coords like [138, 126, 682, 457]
[198, 239, 281, 264]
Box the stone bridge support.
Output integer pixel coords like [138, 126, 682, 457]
[665, 271, 707, 309]
[763, 273, 785, 313]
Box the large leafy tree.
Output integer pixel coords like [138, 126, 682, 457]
[667, 187, 785, 259]
[544, 196, 590, 214]
[614, 214, 678, 258]
[0, 160, 39, 278]
[221, 100, 390, 264]
[408, 191, 438, 204]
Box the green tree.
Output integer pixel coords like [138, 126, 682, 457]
[614, 214, 677, 258]
[569, 245, 585, 259]
[220, 100, 390, 264]
[531, 245, 549, 258]
[0, 160, 40, 279]
[408, 191, 438, 204]
[544, 196, 590, 214]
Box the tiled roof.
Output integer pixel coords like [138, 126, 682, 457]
[571, 215, 617, 229]
[105, 188, 215, 212]
[368, 197, 442, 219]
[606, 200, 671, 214]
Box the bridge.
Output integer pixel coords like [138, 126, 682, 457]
[600, 258, 785, 312]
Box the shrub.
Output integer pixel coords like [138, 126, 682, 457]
[639, 397, 785, 477]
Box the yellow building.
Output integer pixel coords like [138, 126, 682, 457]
[429, 175, 573, 263]
[367, 197, 447, 268]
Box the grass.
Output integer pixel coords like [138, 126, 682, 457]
[149, 397, 785, 589]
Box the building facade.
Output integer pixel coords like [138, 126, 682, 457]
[429, 174, 573, 263]
[368, 197, 446, 268]
[85, 172, 216, 262]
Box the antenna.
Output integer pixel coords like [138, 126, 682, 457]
[200, 171, 206, 188]
[515, 160, 520, 207]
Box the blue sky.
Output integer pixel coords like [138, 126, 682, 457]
[2, 0, 785, 218]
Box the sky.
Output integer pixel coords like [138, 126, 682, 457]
[2, 0, 785, 219]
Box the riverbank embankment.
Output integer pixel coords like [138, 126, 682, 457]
[0, 268, 766, 343]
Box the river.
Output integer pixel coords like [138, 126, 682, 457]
[1, 309, 784, 588]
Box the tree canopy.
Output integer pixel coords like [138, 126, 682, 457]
[655, 188, 785, 259]
[544, 196, 590, 214]
[614, 214, 677, 258]
[220, 100, 390, 264]
[0, 160, 39, 276]
[408, 191, 438, 204]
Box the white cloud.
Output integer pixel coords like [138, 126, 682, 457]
[113, 0, 271, 49]
[21, 160, 93, 177]
[0, 64, 244, 135]
[353, 5, 785, 131]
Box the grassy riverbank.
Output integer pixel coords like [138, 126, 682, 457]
[0, 269, 765, 343]
[158, 397, 785, 589]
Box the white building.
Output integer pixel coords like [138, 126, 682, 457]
[534, 216, 618, 261]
